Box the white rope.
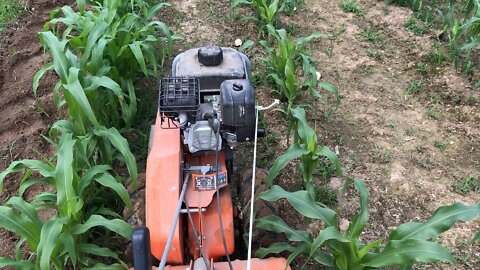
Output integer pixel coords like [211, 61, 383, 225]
[247, 99, 279, 270]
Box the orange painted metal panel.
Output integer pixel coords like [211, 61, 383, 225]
[162, 258, 292, 270]
[187, 187, 234, 260]
[146, 113, 184, 263]
[184, 152, 228, 208]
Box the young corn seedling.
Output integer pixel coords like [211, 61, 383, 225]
[257, 178, 480, 269]
[266, 107, 341, 200]
[231, 0, 282, 36]
[0, 132, 134, 269]
[34, 0, 181, 129]
[260, 25, 339, 115]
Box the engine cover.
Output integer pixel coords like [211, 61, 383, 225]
[186, 121, 222, 153]
[220, 79, 256, 142]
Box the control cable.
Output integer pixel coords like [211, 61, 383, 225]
[214, 121, 234, 270]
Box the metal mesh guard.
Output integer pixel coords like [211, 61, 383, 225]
[159, 77, 200, 128]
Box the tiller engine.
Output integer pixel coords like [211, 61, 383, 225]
[131, 46, 289, 270]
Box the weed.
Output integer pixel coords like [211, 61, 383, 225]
[407, 77, 423, 95]
[326, 25, 346, 57]
[366, 49, 383, 60]
[417, 157, 433, 170]
[415, 143, 426, 153]
[466, 96, 479, 105]
[434, 140, 446, 152]
[358, 27, 386, 44]
[374, 148, 394, 164]
[0, 0, 22, 33]
[452, 174, 480, 195]
[416, 62, 427, 73]
[405, 16, 427, 36]
[316, 186, 338, 207]
[426, 106, 441, 119]
[427, 41, 447, 65]
[386, 121, 396, 129]
[341, 0, 362, 15]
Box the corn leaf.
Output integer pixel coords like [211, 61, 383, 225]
[260, 185, 338, 227]
[256, 215, 311, 242]
[33, 63, 54, 98]
[285, 243, 309, 270]
[78, 165, 112, 195]
[95, 173, 132, 210]
[37, 217, 66, 270]
[72, 215, 132, 239]
[266, 144, 308, 186]
[310, 226, 349, 256]
[63, 67, 101, 128]
[129, 41, 147, 76]
[77, 243, 120, 259]
[0, 258, 35, 269]
[360, 239, 455, 267]
[94, 127, 137, 187]
[6, 197, 42, 229]
[344, 178, 368, 239]
[389, 203, 480, 241]
[255, 242, 295, 258]
[291, 107, 314, 143]
[55, 133, 77, 213]
[39, 32, 70, 82]
[61, 232, 77, 266]
[83, 263, 128, 270]
[0, 160, 54, 193]
[0, 206, 41, 251]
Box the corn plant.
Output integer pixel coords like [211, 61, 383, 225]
[266, 107, 341, 200]
[34, 0, 180, 129]
[256, 178, 480, 269]
[231, 0, 283, 36]
[0, 132, 134, 269]
[260, 25, 339, 114]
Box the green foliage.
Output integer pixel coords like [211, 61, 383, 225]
[0, 133, 132, 269]
[0, 0, 22, 33]
[407, 77, 423, 95]
[257, 178, 480, 269]
[260, 25, 339, 113]
[230, 0, 301, 34]
[452, 174, 480, 195]
[231, 0, 282, 36]
[341, 0, 362, 15]
[35, 0, 180, 129]
[266, 107, 341, 199]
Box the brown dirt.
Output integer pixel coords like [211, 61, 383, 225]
[0, 0, 479, 269]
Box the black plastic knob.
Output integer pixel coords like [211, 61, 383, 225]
[198, 45, 223, 66]
[233, 82, 243, 91]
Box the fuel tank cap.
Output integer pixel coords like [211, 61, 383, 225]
[198, 45, 223, 66]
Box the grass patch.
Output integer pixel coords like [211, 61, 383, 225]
[407, 77, 423, 95]
[341, 0, 362, 15]
[452, 174, 480, 195]
[0, 0, 22, 33]
[358, 26, 386, 44]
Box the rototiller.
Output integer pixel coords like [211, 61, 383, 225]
[130, 46, 288, 270]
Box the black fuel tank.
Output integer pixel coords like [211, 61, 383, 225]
[220, 79, 255, 141]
